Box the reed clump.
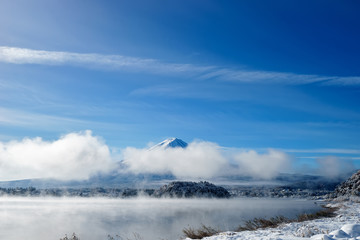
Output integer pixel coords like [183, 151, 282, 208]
[296, 205, 338, 222]
[236, 215, 289, 231]
[183, 225, 219, 239]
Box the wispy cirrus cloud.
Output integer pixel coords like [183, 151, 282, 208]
[1, 46, 360, 85]
[0, 46, 211, 75]
[0, 107, 88, 128]
[0, 107, 133, 133]
[283, 148, 360, 155]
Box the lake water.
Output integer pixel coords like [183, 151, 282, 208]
[0, 197, 321, 240]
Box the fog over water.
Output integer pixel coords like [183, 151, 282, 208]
[0, 197, 321, 240]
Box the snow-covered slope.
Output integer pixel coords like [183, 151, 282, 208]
[191, 201, 360, 240]
[335, 170, 360, 197]
[149, 137, 188, 150]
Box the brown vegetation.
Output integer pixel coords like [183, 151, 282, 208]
[183, 205, 338, 239]
[296, 205, 338, 222]
[183, 225, 219, 239]
[236, 216, 289, 231]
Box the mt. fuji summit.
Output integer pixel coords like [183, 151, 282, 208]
[149, 138, 188, 150]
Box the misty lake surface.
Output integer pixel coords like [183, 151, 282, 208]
[0, 197, 321, 240]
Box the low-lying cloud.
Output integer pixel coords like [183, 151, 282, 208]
[233, 149, 292, 179]
[0, 131, 114, 181]
[316, 156, 355, 178]
[2, 131, 353, 182]
[123, 142, 292, 180]
[123, 141, 227, 179]
[0, 132, 294, 181]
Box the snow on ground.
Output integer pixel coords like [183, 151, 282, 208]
[188, 201, 360, 240]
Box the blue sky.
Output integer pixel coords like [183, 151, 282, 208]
[1, 0, 360, 170]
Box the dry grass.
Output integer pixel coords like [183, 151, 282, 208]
[236, 205, 338, 232]
[236, 216, 289, 231]
[183, 224, 219, 239]
[296, 205, 338, 222]
[183, 205, 339, 239]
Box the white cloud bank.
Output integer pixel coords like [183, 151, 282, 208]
[123, 142, 292, 180]
[123, 141, 227, 179]
[1, 46, 360, 85]
[0, 131, 354, 181]
[316, 156, 355, 178]
[0, 130, 292, 181]
[233, 149, 292, 179]
[0, 131, 114, 181]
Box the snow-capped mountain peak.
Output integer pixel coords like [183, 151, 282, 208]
[149, 138, 188, 150]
